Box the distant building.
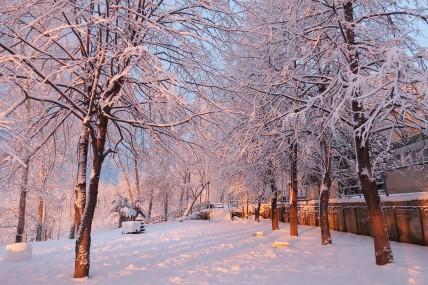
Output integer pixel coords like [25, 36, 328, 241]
[384, 134, 428, 194]
[390, 133, 428, 167]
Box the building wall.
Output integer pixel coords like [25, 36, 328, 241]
[304, 181, 340, 200]
[384, 165, 428, 194]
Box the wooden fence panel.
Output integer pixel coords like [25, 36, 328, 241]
[356, 208, 371, 236]
[343, 208, 358, 234]
[333, 209, 346, 232]
[383, 208, 399, 242]
[395, 209, 424, 246]
[328, 212, 335, 230]
[307, 210, 317, 226]
[291, 203, 427, 247]
[420, 209, 428, 246]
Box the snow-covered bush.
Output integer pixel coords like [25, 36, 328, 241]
[111, 195, 145, 227]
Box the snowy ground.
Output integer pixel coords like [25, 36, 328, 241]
[0, 219, 427, 285]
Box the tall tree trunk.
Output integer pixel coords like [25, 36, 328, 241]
[246, 193, 249, 219]
[355, 137, 392, 264]
[164, 190, 168, 221]
[42, 204, 47, 241]
[36, 196, 44, 242]
[37, 164, 47, 242]
[74, 114, 108, 278]
[241, 193, 245, 220]
[181, 172, 190, 216]
[134, 158, 140, 199]
[73, 125, 89, 239]
[344, 1, 393, 265]
[179, 187, 185, 209]
[289, 140, 298, 236]
[69, 212, 76, 239]
[255, 200, 261, 222]
[118, 156, 134, 204]
[57, 201, 64, 240]
[319, 176, 332, 245]
[15, 163, 29, 243]
[148, 189, 154, 218]
[15, 99, 30, 243]
[319, 138, 332, 245]
[271, 185, 279, 230]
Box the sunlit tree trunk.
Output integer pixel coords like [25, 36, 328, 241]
[319, 138, 332, 245]
[289, 140, 298, 236]
[69, 212, 76, 239]
[164, 190, 168, 221]
[36, 196, 44, 242]
[255, 200, 261, 222]
[148, 189, 154, 218]
[15, 164, 29, 243]
[344, 1, 393, 265]
[73, 125, 89, 239]
[134, 158, 140, 200]
[74, 113, 109, 278]
[271, 184, 279, 230]
[37, 165, 47, 242]
[15, 100, 31, 243]
[118, 156, 134, 203]
[241, 192, 245, 220]
[179, 187, 185, 209]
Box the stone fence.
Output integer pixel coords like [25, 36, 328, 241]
[277, 199, 428, 246]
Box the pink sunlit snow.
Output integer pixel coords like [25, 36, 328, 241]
[1, 220, 427, 285]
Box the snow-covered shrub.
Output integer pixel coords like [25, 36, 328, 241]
[4, 242, 32, 262]
[111, 195, 145, 228]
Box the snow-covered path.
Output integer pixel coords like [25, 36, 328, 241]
[1, 219, 427, 285]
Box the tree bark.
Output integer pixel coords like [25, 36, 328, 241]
[74, 114, 108, 278]
[37, 165, 47, 242]
[148, 189, 154, 218]
[15, 164, 29, 243]
[319, 176, 332, 245]
[118, 156, 134, 204]
[164, 190, 168, 221]
[344, 1, 393, 265]
[241, 192, 245, 220]
[255, 200, 261, 222]
[246, 193, 249, 219]
[319, 139, 332, 245]
[36, 196, 44, 242]
[289, 140, 298, 236]
[271, 185, 279, 230]
[134, 158, 140, 199]
[73, 125, 89, 239]
[15, 99, 30, 243]
[179, 187, 185, 209]
[69, 212, 76, 239]
[355, 131, 393, 265]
